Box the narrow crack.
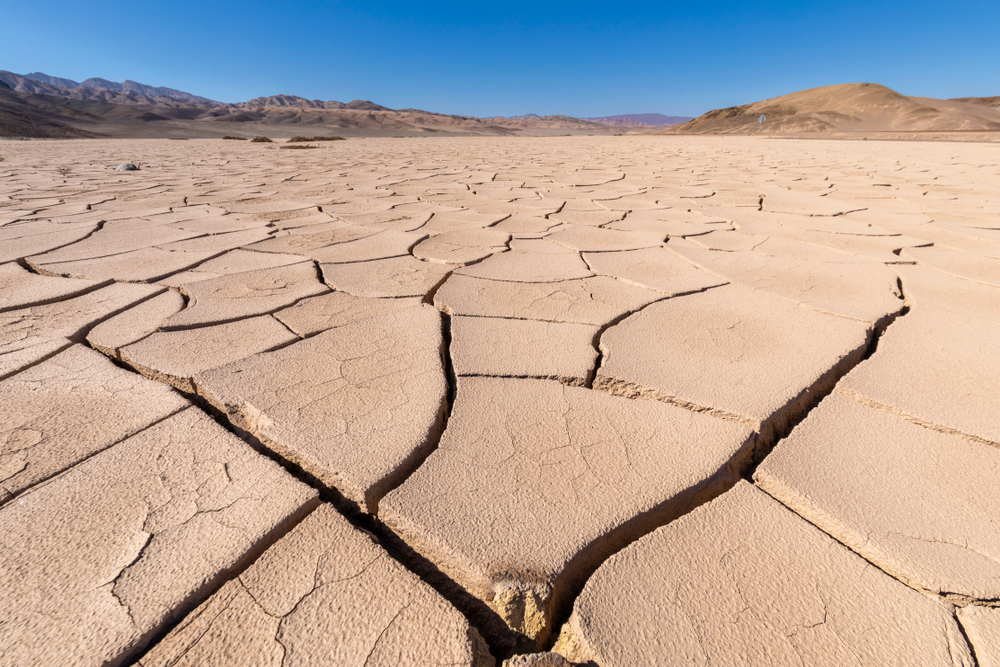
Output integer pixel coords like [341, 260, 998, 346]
[584, 281, 729, 389]
[955, 611, 983, 667]
[127, 497, 321, 667]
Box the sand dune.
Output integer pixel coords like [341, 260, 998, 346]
[668, 82, 1000, 135]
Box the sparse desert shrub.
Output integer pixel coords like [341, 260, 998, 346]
[223, 136, 248, 140]
[0, 157, 5, 162]
[281, 145, 318, 149]
[287, 136, 345, 142]
[250, 136, 273, 143]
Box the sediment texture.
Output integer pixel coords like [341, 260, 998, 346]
[0, 136, 996, 665]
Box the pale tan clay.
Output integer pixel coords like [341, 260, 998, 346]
[423, 209, 509, 233]
[837, 308, 1000, 444]
[548, 209, 624, 227]
[160, 247, 306, 286]
[903, 245, 1000, 287]
[756, 392, 1000, 601]
[669, 242, 905, 323]
[0, 408, 318, 667]
[450, 316, 599, 384]
[249, 222, 381, 255]
[195, 248, 305, 274]
[435, 274, 663, 325]
[3, 135, 999, 666]
[607, 213, 728, 237]
[0, 345, 188, 501]
[760, 188, 866, 216]
[25, 221, 201, 264]
[120, 316, 298, 392]
[165, 262, 328, 328]
[0, 282, 162, 379]
[412, 229, 510, 264]
[0, 261, 105, 312]
[0, 222, 97, 264]
[223, 198, 317, 216]
[582, 246, 727, 295]
[893, 263, 1000, 322]
[547, 225, 665, 252]
[155, 227, 272, 253]
[491, 214, 561, 235]
[320, 255, 451, 298]
[595, 283, 872, 441]
[138, 504, 493, 667]
[86, 290, 186, 357]
[196, 306, 446, 512]
[336, 207, 433, 231]
[380, 377, 754, 643]
[554, 482, 972, 667]
[457, 240, 593, 282]
[780, 227, 932, 262]
[309, 229, 427, 263]
[28, 247, 217, 283]
[275, 291, 423, 337]
[958, 607, 1000, 667]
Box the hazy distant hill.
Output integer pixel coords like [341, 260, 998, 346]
[586, 113, 693, 126]
[666, 83, 1000, 134]
[0, 71, 221, 114]
[76, 77, 218, 105]
[230, 95, 390, 111]
[0, 69, 619, 137]
[23, 72, 81, 88]
[15, 72, 219, 105]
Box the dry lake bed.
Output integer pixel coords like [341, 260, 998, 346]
[1, 135, 998, 666]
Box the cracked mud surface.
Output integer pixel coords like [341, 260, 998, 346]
[0, 136, 998, 666]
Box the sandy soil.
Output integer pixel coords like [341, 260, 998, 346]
[0, 136, 998, 666]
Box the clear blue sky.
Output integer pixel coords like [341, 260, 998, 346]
[3, 1, 998, 117]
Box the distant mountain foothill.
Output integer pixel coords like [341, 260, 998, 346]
[665, 83, 1000, 134]
[1, 71, 995, 139]
[0, 70, 653, 137]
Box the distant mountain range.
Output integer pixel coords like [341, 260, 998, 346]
[585, 113, 693, 127]
[0, 71, 697, 138]
[0, 70, 629, 138]
[21, 70, 990, 141]
[15, 72, 219, 105]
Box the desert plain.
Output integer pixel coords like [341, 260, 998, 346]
[1, 134, 999, 666]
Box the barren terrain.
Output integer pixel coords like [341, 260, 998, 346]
[667, 83, 1000, 139]
[1, 135, 998, 666]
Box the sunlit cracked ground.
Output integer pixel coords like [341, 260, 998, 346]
[1, 136, 999, 667]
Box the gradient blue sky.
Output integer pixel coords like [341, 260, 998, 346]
[3, 1, 997, 117]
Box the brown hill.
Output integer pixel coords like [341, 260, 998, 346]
[667, 83, 1000, 135]
[0, 71, 219, 113]
[0, 81, 102, 138]
[0, 70, 614, 137]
